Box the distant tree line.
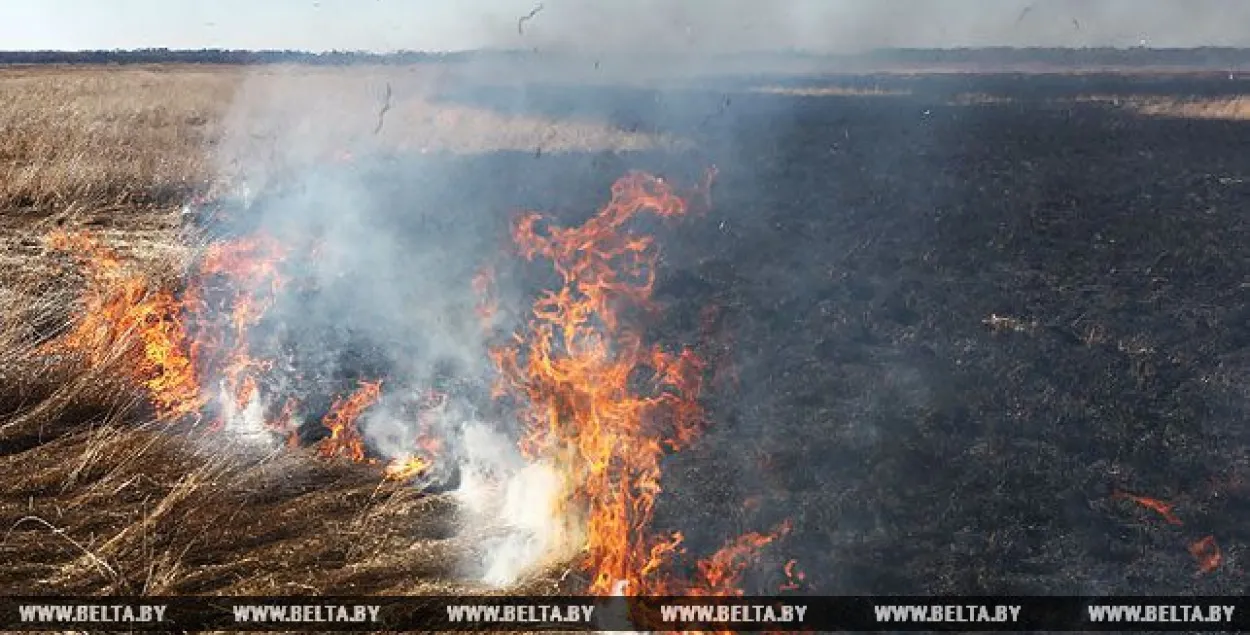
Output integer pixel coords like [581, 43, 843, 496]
[3, 47, 1250, 67]
[0, 49, 479, 65]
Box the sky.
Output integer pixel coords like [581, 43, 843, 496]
[2, 0, 1250, 53]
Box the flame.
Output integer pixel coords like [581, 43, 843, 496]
[383, 390, 447, 480]
[44, 228, 432, 476]
[779, 559, 806, 592]
[494, 169, 784, 600]
[189, 235, 288, 419]
[1113, 490, 1183, 526]
[318, 380, 383, 462]
[42, 231, 203, 420]
[272, 397, 302, 447]
[691, 521, 791, 596]
[44, 229, 295, 426]
[1189, 536, 1221, 575]
[383, 455, 430, 481]
[1112, 490, 1228, 577]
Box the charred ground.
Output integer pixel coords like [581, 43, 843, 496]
[3, 65, 1250, 597]
[432, 71, 1250, 594]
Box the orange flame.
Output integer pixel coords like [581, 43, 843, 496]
[1189, 536, 1221, 575]
[494, 169, 782, 598]
[383, 455, 430, 481]
[692, 521, 792, 596]
[42, 231, 203, 420]
[44, 230, 294, 425]
[1113, 490, 1183, 526]
[45, 228, 428, 476]
[272, 397, 302, 447]
[189, 235, 288, 418]
[779, 558, 806, 592]
[318, 380, 383, 462]
[383, 391, 447, 480]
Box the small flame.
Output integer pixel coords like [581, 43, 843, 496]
[692, 520, 792, 596]
[384, 455, 430, 481]
[780, 558, 806, 592]
[472, 267, 498, 323]
[318, 380, 383, 462]
[1113, 490, 1183, 526]
[272, 397, 302, 447]
[1189, 536, 1222, 575]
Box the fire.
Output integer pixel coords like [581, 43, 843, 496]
[46, 168, 789, 601]
[1113, 490, 1183, 526]
[383, 391, 448, 480]
[383, 456, 429, 480]
[472, 267, 498, 323]
[318, 380, 383, 463]
[779, 559, 806, 592]
[44, 227, 436, 475]
[272, 397, 302, 447]
[42, 231, 203, 420]
[188, 235, 288, 420]
[1111, 490, 1224, 576]
[1188, 536, 1221, 575]
[691, 521, 791, 596]
[494, 169, 786, 598]
[44, 230, 293, 425]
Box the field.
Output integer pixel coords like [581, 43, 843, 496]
[3, 58, 1250, 606]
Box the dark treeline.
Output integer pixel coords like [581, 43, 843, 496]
[0, 48, 471, 65]
[4, 47, 1250, 67]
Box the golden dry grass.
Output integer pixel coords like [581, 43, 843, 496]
[948, 92, 1250, 118]
[1083, 94, 1250, 120]
[749, 84, 911, 97]
[0, 65, 235, 214]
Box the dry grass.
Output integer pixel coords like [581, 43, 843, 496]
[1088, 94, 1250, 120]
[0, 65, 236, 214]
[950, 92, 1250, 119]
[750, 84, 911, 97]
[0, 63, 664, 598]
[0, 64, 679, 215]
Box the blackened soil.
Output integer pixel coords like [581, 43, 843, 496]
[641, 75, 1250, 595]
[242, 71, 1250, 595]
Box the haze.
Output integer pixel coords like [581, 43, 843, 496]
[2, 0, 1249, 53]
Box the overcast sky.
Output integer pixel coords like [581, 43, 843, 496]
[2, 0, 1249, 53]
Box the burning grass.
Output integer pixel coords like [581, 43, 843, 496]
[0, 64, 695, 600]
[3, 138, 785, 605]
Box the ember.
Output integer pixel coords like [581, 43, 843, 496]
[1189, 536, 1222, 575]
[1113, 490, 1183, 526]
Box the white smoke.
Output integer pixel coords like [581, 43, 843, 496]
[216, 387, 273, 445]
[453, 422, 575, 587]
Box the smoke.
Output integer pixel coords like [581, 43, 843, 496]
[204, 53, 600, 588]
[476, 0, 1250, 58]
[453, 423, 576, 586]
[196, 0, 1250, 596]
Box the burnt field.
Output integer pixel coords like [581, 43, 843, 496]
[423, 72, 1250, 594]
[3, 65, 1250, 599]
